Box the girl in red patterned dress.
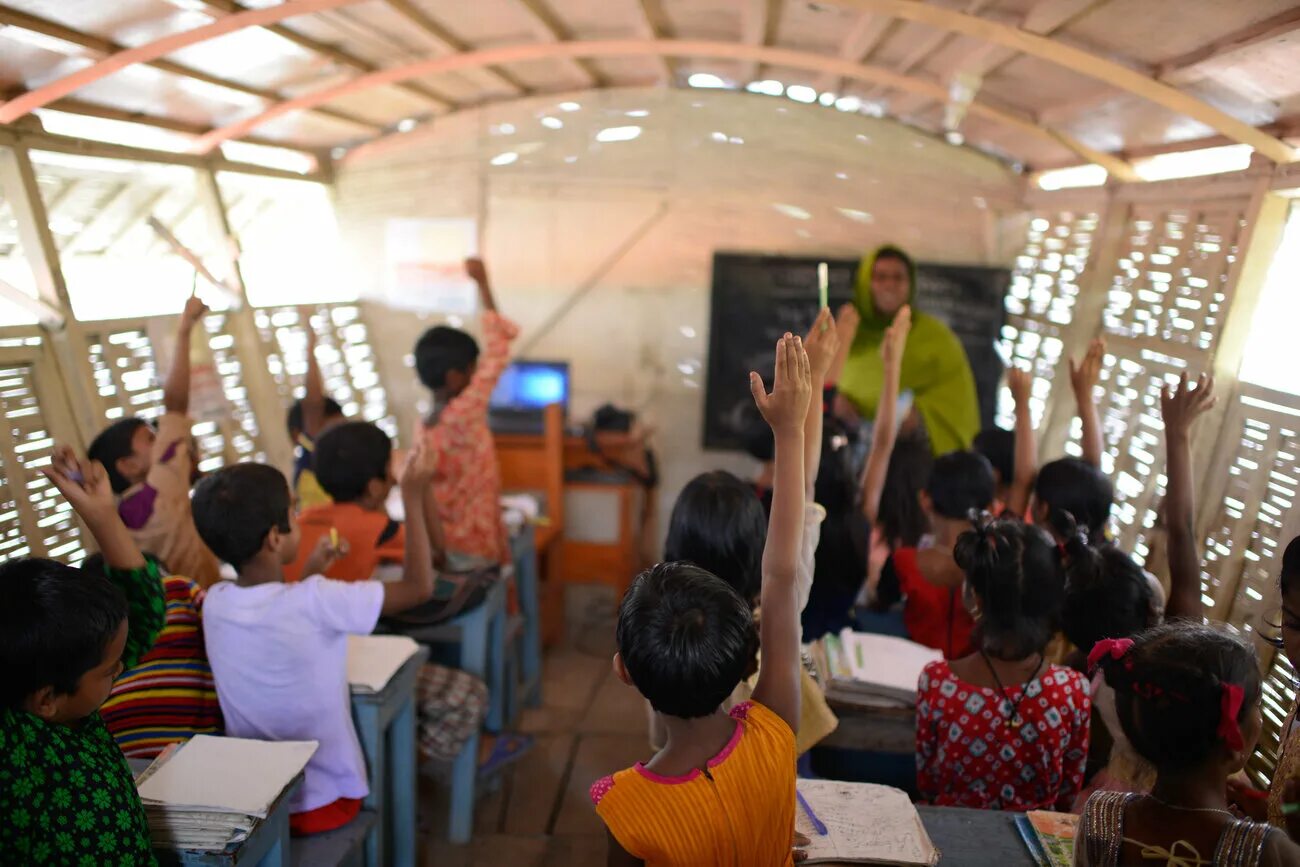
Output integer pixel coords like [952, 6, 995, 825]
[915, 518, 1090, 811]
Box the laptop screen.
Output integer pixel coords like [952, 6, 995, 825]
[490, 360, 569, 412]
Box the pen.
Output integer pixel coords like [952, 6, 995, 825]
[797, 789, 828, 836]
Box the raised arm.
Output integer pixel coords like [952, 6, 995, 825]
[163, 296, 207, 415]
[466, 257, 497, 314]
[299, 308, 328, 439]
[380, 440, 439, 615]
[1160, 372, 1215, 622]
[802, 307, 840, 495]
[43, 447, 164, 670]
[749, 333, 811, 732]
[861, 306, 911, 526]
[826, 303, 859, 387]
[1069, 337, 1106, 468]
[1005, 366, 1038, 518]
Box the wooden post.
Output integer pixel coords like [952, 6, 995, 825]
[0, 144, 104, 446]
[196, 166, 295, 472]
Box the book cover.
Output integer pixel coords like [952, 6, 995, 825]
[1025, 811, 1078, 867]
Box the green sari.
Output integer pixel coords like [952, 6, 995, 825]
[837, 245, 980, 455]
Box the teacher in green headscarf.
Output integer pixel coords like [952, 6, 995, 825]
[835, 244, 979, 455]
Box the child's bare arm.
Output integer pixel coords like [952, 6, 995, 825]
[380, 441, 439, 615]
[861, 307, 911, 525]
[750, 334, 811, 732]
[826, 303, 859, 386]
[1160, 372, 1215, 622]
[1069, 338, 1106, 468]
[163, 296, 207, 415]
[466, 257, 497, 314]
[802, 307, 840, 495]
[299, 308, 328, 438]
[1006, 366, 1038, 517]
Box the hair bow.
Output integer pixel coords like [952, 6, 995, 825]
[1218, 683, 1245, 752]
[1087, 637, 1135, 674]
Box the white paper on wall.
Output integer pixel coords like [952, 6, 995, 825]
[383, 218, 479, 314]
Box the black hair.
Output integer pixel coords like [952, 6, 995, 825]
[616, 561, 758, 718]
[973, 427, 1015, 488]
[954, 518, 1066, 660]
[1055, 509, 1154, 652]
[877, 431, 933, 547]
[1100, 621, 1261, 772]
[88, 417, 150, 494]
[286, 397, 345, 437]
[804, 418, 871, 637]
[1281, 535, 1300, 597]
[192, 463, 292, 570]
[664, 471, 766, 605]
[742, 418, 775, 464]
[926, 451, 996, 519]
[0, 558, 128, 709]
[874, 245, 914, 275]
[312, 421, 392, 503]
[1034, 457, 1114, 544]
[414, 326, 480, 391]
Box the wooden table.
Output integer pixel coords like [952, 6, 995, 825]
[817, 807, 1036, 866]
[129, 759, 301, 867]
[820, 698, 916, 754]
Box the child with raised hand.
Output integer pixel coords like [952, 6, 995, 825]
[192, 443, 438, 835]
[973, 365, 1038, 518]
[287, 309, 347, 511]
[915, 518, 1090, 812]
[593, 333, 810, 867]
[0, 448, 166, 865]
[88, 296, 221, 586]
[1070, 336, 1107, 468]
[1078, 623, 1300, 866]
[414, 257, 518, 570]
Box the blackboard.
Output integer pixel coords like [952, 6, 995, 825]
[703, 252, 1009, 451]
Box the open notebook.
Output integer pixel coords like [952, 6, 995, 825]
[795, 780, 939, 865]
[813, 630, 943, 707]
[347, 634, 421, 693]
[135, 736, 317, 851]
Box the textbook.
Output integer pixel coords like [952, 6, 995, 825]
[135, 736, 317, 852]
[1014, 811, 1078, 867]
[810, 630, 943, 707]
[347, 634, 421, 693]
[794, 780, 939, 865]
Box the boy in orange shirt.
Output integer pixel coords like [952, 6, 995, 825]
[288, 420, 529, 771]
[413, 257, 518, 569]
[88, 296, 221, 587]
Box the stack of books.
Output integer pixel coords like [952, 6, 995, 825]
[808, 629, 943, 708]
[134, 735, 317, 852]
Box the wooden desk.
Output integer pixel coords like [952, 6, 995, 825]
[130, 759, 301, 867]
[820, 699, 916, 754]
[919, 807, 1036, 866]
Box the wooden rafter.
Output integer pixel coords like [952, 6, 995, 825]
[0, 4, 384, 133]
[382, 0, 526, 96]
[863, 0, 996, 108]
[814, 11, 895, 93]
[630, 0, 675, 83]
[1156, 7, 1300, 85]
[189, 38, 1137, 177]
[194, 0, 457, 110]
[512, 0, 603, 87]
[737, 0, 781, 83]
[822, 0, 1295, 163]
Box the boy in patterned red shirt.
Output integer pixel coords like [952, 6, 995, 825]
[413, 257, 518, 569]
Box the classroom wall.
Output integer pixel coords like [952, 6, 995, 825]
[332, 86, 1025, 548]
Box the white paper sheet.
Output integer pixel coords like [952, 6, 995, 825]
[136, 736, 317, 819]
[347, 634, 421, 693]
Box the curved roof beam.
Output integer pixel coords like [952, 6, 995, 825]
[187, 39, 1137, 178]
[0, 0, 371, 124]
[827, 0, 1295, 163]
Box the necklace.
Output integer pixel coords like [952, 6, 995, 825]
[1145, 794, 1235, 817]
[980, 650, 1044, 729]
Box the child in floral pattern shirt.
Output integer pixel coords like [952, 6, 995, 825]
[0, 447, 166, 865]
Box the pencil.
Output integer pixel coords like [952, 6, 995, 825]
[797, 789, 828, 836]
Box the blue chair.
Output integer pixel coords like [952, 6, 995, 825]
[504, 528, 544, 723]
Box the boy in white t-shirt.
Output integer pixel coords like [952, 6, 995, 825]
[192, 443, 439, 835]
